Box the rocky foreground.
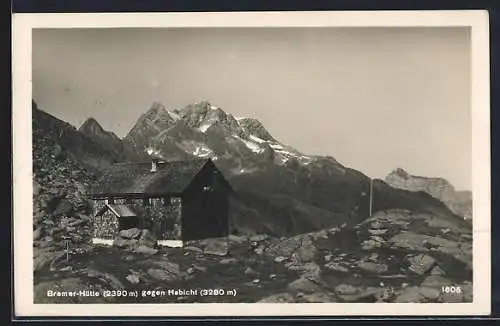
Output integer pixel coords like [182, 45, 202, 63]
[34, 207, 472, 304]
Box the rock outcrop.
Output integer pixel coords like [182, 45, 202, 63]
[385, 168, 472, 220]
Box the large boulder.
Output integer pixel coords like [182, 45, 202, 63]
[335, 284, 359, 296]
[147, 262, 180, 282]
[286, 261, 321, 278]
[420, 275, 450, 288]
[405, 254, 437, 275]
[357, 261, 389, 274]
[296, 245, 316, 263]
[267, 235, 304, 257]
[287, 276, 322, 294]
[144, 256, 181, 281]
[134, 246, 158, 255]
[119, 228, 141, 240]
[203, 238, 229, 256]
[361, 239, 382, 250]
[324, 262, 349, 273]
[33, 227, 44, 241]
[228, 234, 248, 244]
[33, 249, 65, 272]
[126, 274, 140, 284]
[267, 234, 316, 262]
[183, 237, 229, 256]
[249, 234, 269, 242]
[394, 286, 441, 303]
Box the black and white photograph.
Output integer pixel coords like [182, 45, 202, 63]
[13, 11, 490, 317]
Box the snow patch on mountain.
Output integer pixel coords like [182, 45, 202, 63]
[249, 135, 266, 144]
[167, 110, 181, 121]
[193, 144, 214, 158]
[278, 157, 289, 164]
[176, 140, 214, 158]
[243, 140, 265, 154]
[234, 136, 265, 154]
[271, 146, 315, 166]
[270, 143, 284, 150]
[198, 123, 212, 133]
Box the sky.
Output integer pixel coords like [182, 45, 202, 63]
[32, 27, 472, 190]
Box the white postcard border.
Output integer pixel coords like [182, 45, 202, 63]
[12, 10, 491, 317]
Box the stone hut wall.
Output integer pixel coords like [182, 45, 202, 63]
[126, 197, 182, 240]
[92, 209, 119, 239]
[91, 197, 182, 240]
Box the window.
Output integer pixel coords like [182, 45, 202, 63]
[163, 197, 172, 206]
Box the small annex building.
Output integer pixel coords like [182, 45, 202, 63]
[88, 157, 234, 248]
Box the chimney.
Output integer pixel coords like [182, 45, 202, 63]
[151, 158, 159, 172]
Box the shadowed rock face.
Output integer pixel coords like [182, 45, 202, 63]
[79, 117, 120, 143]
[237, 117, 277, 142]
[385, 168, 472, 220]
[79, 117, 146, 163]
[123, 102, 180, 151]
[33, 101, 145, 172]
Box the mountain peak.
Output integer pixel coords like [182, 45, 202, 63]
[176, 101, 242, 135]
[389, 167, 410, 178]
[385, 168, 472, 219]
[178, 101, 219, 117]
[79, 117, 105, 134]
[149, 101, 166, 112]
[124, 102, 180, 149]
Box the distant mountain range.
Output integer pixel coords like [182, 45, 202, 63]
[385, 168, 472, 221]
[32, 100, 471, 236]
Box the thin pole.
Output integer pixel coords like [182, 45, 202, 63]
[66, 240, 69, 262]
[369, 178, 373, 217]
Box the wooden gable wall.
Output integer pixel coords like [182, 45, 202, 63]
[181, 161, 231, 241]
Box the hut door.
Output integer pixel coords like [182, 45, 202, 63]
[160, 201, 182, 241]
[161, 217, 181, 240]
[160, 219, 169, 239]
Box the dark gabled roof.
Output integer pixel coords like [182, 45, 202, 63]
[108, 204, 137, 217]
[91, 158, 210, 197]
[96, 204, 138, 218]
